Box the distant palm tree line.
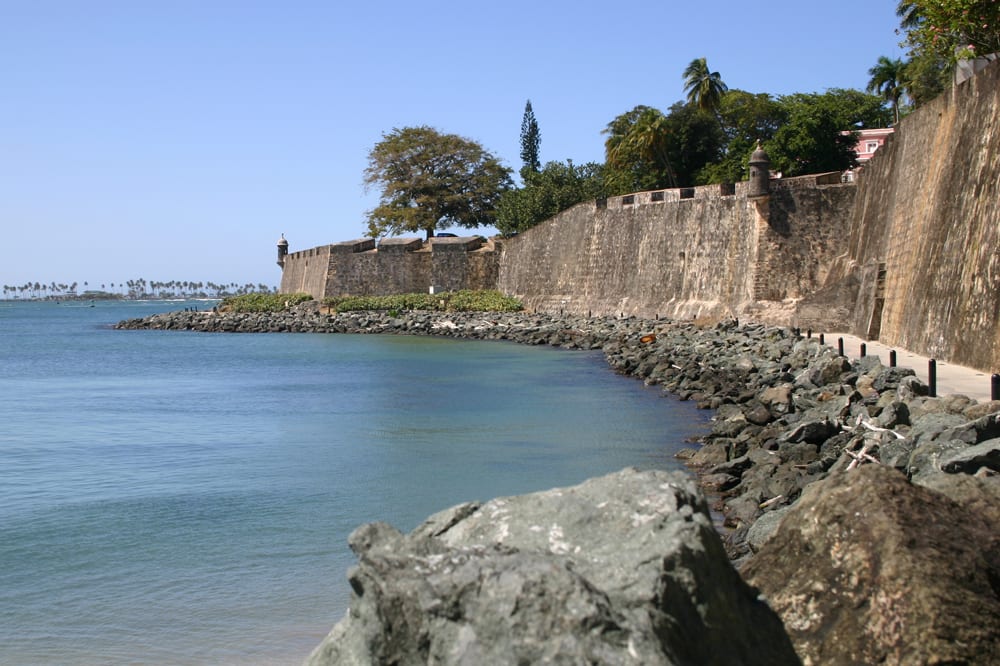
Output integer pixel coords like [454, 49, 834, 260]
[1, 279, 277, 300]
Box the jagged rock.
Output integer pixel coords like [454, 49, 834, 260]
[895, 374, 929, 400]
[806, 355, 851, 388]
[870, 365, 915, 392]
[940, 437, 1000, 474]
[907, 437, 971, 480]
[743, 466, 1000, 666]
[759, 384, 793, 416]
[688, 441, 731, 467]
[875, 400, 910, 428]
[964, 400, 1000, 420]
[305, 469, 799, 666]
[745, 504, 793, 553]
[783, 418, 838, 444]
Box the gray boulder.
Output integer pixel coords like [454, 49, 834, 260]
[305, 468, 799, 666]
[940, 437, 1000, 474]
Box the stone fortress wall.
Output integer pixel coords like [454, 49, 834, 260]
[278, 60, 1000, 371]
[797, 60, 1000, 371]
[498, 174, 854, 321]
[279, 235, 499, 298]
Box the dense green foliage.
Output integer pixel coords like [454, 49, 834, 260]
[519, 100, 541, 176]
[363, 126, 512, 240]
[325, 290, 522, 313]
[766, 89, 891, 176]
[698, 90, 785, 184]
[601, 87, 888, 189]
[603, 106, 678, 193]
[899, 0, 999, 65]
[495, 160, 606, 236]
[864, 1, 999, 120]
[220, 293, 313, 312]
[660, 102, 725, 187]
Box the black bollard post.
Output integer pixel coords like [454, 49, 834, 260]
[860, 343, 867, 358]
[807, 329, 812, 338]
[992, 374, 1000, 401]
[889, 350, 897, 367]
[819, 333, 825, 345]
[928, 359, 937, 398]
[838, 337, 844, 356]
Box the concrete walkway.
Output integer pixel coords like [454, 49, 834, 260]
[814, 332, 998, 403]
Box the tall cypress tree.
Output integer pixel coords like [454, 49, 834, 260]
[519, 100, 541, 176]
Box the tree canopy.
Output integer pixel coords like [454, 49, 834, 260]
[494, 160, 605, 236]
[766, 89, 891, 177]
[898, 0, 1000, 64]
[879, 0, 999, 114]
[364, 126, 512, 239]
[698, 90, 786, 184]
[603, 106, 677, 194]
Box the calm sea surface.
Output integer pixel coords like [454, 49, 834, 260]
[0, 300, 709, 665]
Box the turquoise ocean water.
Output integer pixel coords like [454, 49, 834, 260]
[0, 300, 709, 665]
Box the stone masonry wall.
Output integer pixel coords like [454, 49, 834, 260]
[802, 60, 1000, 371]
[279, 237, 500, 300]
[278, 244, 332, 298]
[497, 179, 853, 321]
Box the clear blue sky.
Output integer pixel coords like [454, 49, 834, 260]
[1, 1, 906, 291]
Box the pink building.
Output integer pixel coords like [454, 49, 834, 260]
[850, 127, 894, 165]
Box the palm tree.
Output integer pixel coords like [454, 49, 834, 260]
[604, 106, 678, 191]
[683, 57, 728, 115]
[867, 56, 906, 124]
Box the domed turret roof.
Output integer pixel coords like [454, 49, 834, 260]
[750, 142, 770, 164]
[277, 234, 288, 246]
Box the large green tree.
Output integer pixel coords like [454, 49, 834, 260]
[363, 126, 512, 239]
[495, 160, 605, 236]
[766, 89, 891, 177]
[698, 90, 786, 184]
[603, 105, 677, 194]
[519, 100, 541, 177]
[683, 57, 728, 114]
[661, 102, 725, 186]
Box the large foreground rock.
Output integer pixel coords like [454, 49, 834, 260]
[743, 465, 1000, 665]
[305, 468, 798, 665]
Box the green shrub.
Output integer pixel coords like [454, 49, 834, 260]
[220, 293, 313, 312]
[324, 290, 522, 313]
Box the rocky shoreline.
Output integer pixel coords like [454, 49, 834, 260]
[116, 306, 1000, 664]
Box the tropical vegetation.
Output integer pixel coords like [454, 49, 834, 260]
[362, 5, 988, 241]
[864, 1, 1000, 121]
